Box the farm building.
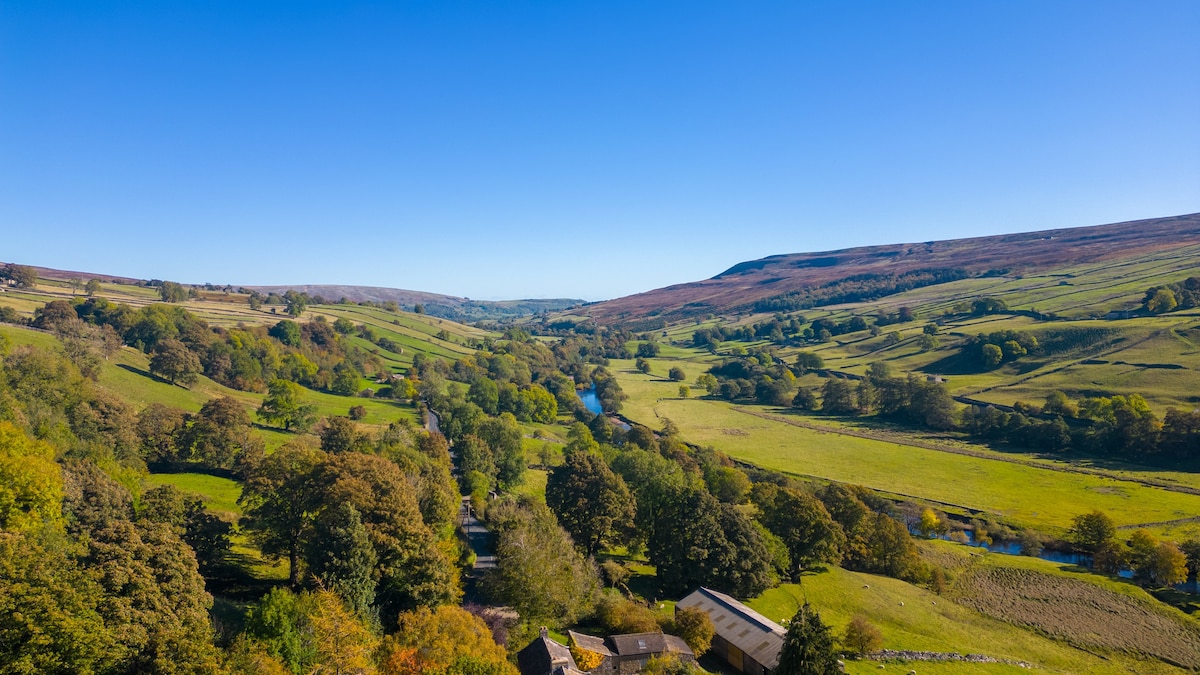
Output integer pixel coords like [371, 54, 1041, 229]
[517, 629, 586, 675]
[567, 630, 695, 675]
[516, 628, 695, 675]
[676, 587, 785, 675]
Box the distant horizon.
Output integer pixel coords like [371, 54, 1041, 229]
[9, 209, 1198, 303]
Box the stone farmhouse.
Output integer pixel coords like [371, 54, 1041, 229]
[517, 627, 695, 675]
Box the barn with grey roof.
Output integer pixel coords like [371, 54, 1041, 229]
[676, 587, 786, 675]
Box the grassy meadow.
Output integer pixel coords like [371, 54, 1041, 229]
[614, 362, 1200, 538]
[744, 538, 1200, 674]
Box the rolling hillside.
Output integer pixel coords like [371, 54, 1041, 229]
[578, 212, 1200, 325]
[246, 284, 584, 322]
[0, 263, 582, 322]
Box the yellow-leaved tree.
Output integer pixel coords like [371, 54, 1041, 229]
[381, 605, 516, 675]
[0, 421, 63, 532]
[309, 589, 378, 675]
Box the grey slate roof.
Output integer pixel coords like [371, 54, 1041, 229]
[567, 630, 614, 657]
[660, 634, 694, 656]
[567, 630, 695, 661]
[608, 632, 668, 657]
[517, 636, 579, 675]
[677, 587, 785, 669]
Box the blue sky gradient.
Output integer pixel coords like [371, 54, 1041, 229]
[2, 1, 1198, 300]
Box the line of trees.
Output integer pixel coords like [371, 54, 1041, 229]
[964, 390, 1200, 460]
[1069, 510, 1197, 585]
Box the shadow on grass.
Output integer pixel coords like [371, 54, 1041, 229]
[205, 555, 278, 598]
[116, 362, 177, 386]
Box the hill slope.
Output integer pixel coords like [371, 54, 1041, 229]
[246, 284, 583, 322]
[1, 264, 582, 322]
[580, 212, 1200, 325]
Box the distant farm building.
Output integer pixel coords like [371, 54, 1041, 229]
[516, 627, 694, 675]
[677, 587, 785, 675]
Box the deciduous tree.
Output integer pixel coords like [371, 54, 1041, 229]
[385, 605, 516, 675]
[669, 606, 715, 656]
[651, 485, 776, 598]
[484, 497, 600, 628]
[159, 280, 189, 303]
[546, 448, 636, 557]
[310, 452, 460, 619]
[820, 378, 855, 415]
[841, 614, 882, 657]
[0, 422, 63, 532]
[150, 338, 201, 385]
[1147, 541, 1188, 586]
[258, 379, 319, 432]
[3, 263, 37, 288]
[242, 588, 319, 672]
[1070, 510, 1117, 554]
[241, 442, 326, 586]
[308, 589, 377, 675]
[268, 319, 302, 347]
[752, 484, 844, 575]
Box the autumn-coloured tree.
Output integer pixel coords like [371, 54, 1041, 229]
[669, 606, 715, 656]
[309, 589, 377, 675]
[841, 614, 883, 657]
[0, 421, 63, 532]
[384, 605, 515, 675]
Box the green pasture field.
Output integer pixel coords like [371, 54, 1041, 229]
[3, 275, 492, 356]
[0, 324, 420, 435]
[140, 470, 287, 581]
[612, 361, 1200, 539]
[668, 297, 1200, 413]
[656, 243, 1200, 414]
[746, 541, 1198, 674]
[512, 468, 548, 503]
[315, 303, 488, 341]
[144, 472, 243, 518]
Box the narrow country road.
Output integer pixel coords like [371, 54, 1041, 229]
[460, 496, 496, 571]
[430, 405, 498, 602]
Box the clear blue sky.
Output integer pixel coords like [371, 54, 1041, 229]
[2, 1, 1198, 301]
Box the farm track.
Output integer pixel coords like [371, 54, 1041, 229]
[726, 405, 1200, 498]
